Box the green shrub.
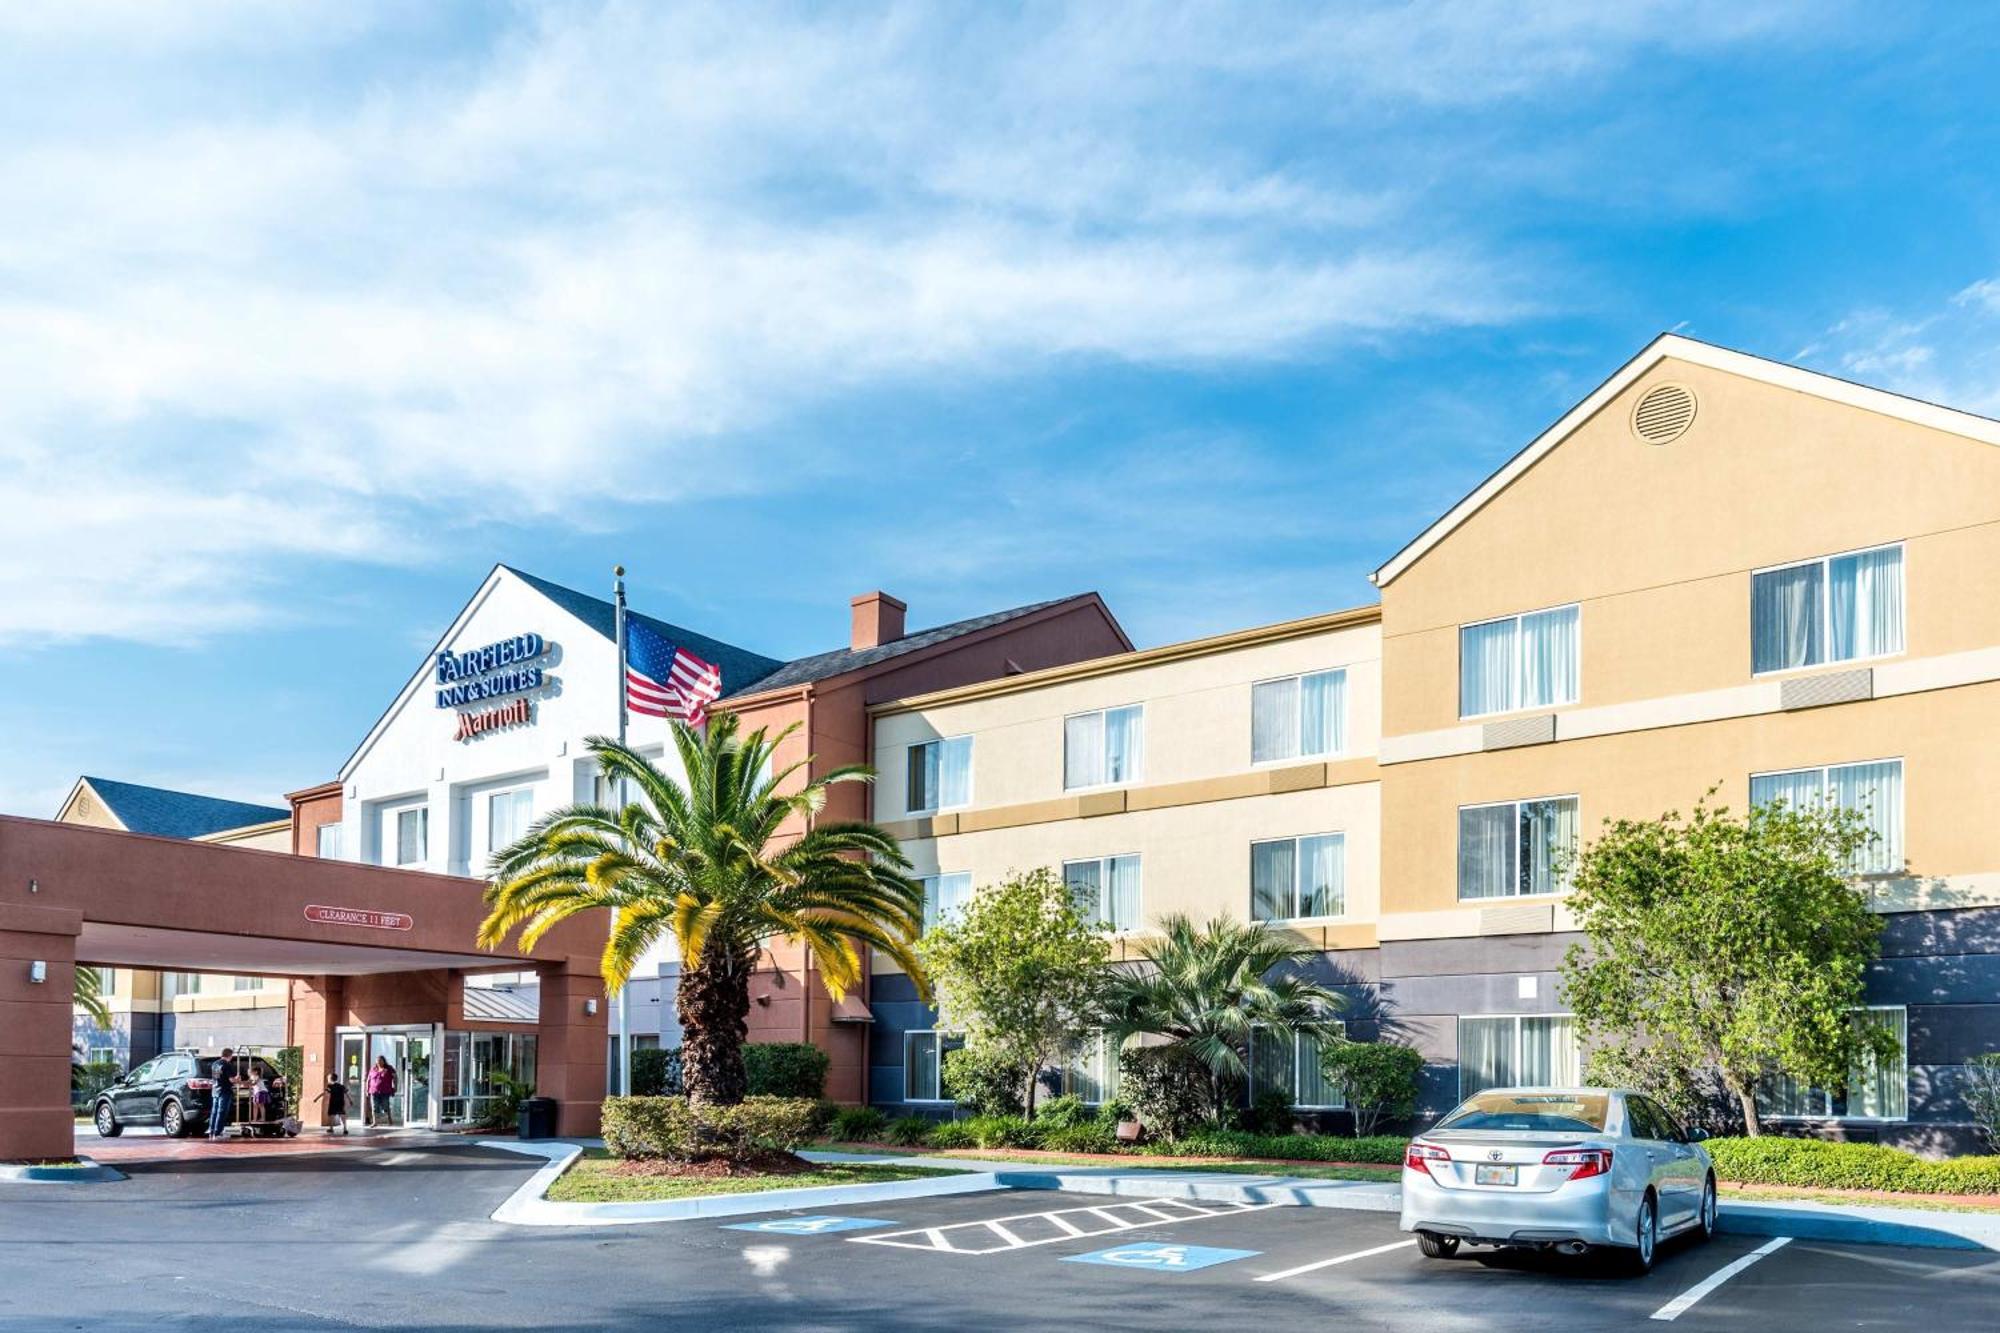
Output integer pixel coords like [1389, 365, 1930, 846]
[631, 1046, 681, 1097]
[1318, 1040, 1424, 1136]
[603, 1095, 821, 1162]
[745, 1042, 831, 1099]
[884, 1115, 934, 1147]
[478, 1071, 536, 1131]
[827, 1105, 887, 1142]
[1032, 1094, 1093, 1131]
[1706, 1136, 2000, 1194]
[1244, 1089, 1295, 1135]
[961, 1114, 1034, 1149]
[926, 1119, 978, 1149]
[71, 1061, 122, 1107]
[1139, 1130, 1410, 1165]
[942, 1045, 1024, 1116]
[1095, 1097, 1134, 1130]
[1038, 1124, 1118, 1155]
[1118, 1044, 1212, 1141]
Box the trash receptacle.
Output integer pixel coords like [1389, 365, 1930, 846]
[518, 1096, 558, 1140]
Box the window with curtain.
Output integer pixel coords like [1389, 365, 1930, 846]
[1457, 797, 1578, 900]
[1063, 1032, 1123, 1104]
[1750, 759, 1903, 874]
[1459, 605, 1579, 718]
[395, 806, 428, 866]
[1752, 543, 1904, 674]
[487, 788, 533, 853]
[315, 823, 344, 860]
[903, 1031, 964, 1102]
[97, 967, 117, 995]
[1457, 1014, 1579, 1098]
[233, 975, 261, 992]
[1250, 1023, 1347, 1108]
[1249, 834, 1346, 921]
[1251, 669, 1347, 763]
[907, 736, 973, 813]
[1064, 705, 1144, 789]
[1758, 1007, 1908, 1120]
[921, 872, 973, 932]
[1064, 855, 1142, 931]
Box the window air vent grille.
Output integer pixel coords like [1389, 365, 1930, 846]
[1631, 383, 1697, 444]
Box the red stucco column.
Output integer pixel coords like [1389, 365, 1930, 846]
[288, 976, 344, 1130]
[536, 956, 607, 1137]
[0, 903, 83, 1162]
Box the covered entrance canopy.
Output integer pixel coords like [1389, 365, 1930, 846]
[0, 815, 608, 1161]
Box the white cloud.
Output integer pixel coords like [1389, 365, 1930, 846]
[0, 0, 1824, 645]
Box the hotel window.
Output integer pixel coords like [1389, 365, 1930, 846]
[1750, 759, 1903, 875]
[921, 872, 973, 932]
[1458, 797, 1578, 900]
[1250, 834, 1346, 922]
[1063, 704, 1143, 789]
[170, 972, 203, 996]
[1752, 542, 1904, 675]
[1251, 1022, 1346, 1109]
[907, 736, 973, 814]
[1252, 669, 1347, 764]
[1459, 604, 1579, 718]
[315, 823, 344, 860]
[1458, 1015, 1580, 1099]
[1062, 1032, 1124, 1104]
[1758, 1007, 1909, 1121]
[904, 1030, 964, 1102]
[96, 967, 117, 996]
[233, 975, 261, 992]
[1064, 855, 1142, 932]
[488, 788, 534, 853]
[395, 807, 429, 866]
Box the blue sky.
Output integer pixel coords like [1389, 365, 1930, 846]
[4, 1, 2000, 816]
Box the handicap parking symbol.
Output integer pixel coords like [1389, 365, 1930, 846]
[1062, 1242, 1260, 1273]
[723, 1215, 894, 1236]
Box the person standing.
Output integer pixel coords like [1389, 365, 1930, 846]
[312, 1073, 349, 1135]
[365, 1055, 397, 1127]
[206, 1048, 236, 1139]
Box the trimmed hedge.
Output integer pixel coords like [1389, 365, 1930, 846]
[603, 1096, 819, 1162]
[1141, 1130, 1410, 1166]
[745, 1043, 831, 1099]
[1707, 1136, 2000, 1195]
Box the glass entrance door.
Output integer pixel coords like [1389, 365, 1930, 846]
[365, 1032, 407, 1127]
[339, 1026, 442, 1128]
[404, 1032, 433, 1128]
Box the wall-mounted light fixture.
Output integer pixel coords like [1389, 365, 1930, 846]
[584, 998, 599, 1016]
[29, 961, 48, 984]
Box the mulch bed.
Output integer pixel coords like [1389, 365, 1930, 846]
[608, 1150, 817, 1179]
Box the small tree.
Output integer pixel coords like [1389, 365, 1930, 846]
[1562, 794, 1898, 1137]
[917, 868, 1109, 1119]
[1318, 1040, 1424, 1136]
[1964, 1053, 2000, 1149]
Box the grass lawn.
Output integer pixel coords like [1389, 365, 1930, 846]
[1722, 1183, 2000, 1215]
[547, 1150, 969, 1204]
[820, 1142, 1399, 1183]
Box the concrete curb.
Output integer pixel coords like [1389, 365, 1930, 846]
[0, 1157, 127, 1184]
[1718, 1197, 2000, 1252]
[481, 1140, 1001, 1227]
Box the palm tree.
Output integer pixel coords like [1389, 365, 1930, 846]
[1101, 913, 1343, 1123]
[476, 714, 926, 1105]
[74, 964, 110, 1029]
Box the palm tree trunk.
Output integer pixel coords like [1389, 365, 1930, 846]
[679, 947, 754, 1106]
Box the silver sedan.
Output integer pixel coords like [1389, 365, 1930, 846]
[1399, 1087, 1717, 1272]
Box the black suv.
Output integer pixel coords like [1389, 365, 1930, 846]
[91, 1050, 223, 1137]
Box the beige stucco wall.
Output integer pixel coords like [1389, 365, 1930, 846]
[1378, 353, 2000, 935]
[195, 821, 292, 852]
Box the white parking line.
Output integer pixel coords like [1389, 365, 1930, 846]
[1649, 1237, 1793, 1322]
[850, 1198, 1278, 1256]
[1254, 1239, 1418, 1283]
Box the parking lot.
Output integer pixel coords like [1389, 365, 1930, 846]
[3, 1143, 1997, 1331]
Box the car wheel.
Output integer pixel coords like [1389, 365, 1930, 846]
[94, 1101, 122, 1138]
[161, 1098, 187, 1138]
[1697, 1175, 1719, 1242]
[1417, 1232, 1461, 1259]
[1626, 1193, 1659, 1274]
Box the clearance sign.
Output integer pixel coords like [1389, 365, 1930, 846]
[305, 904, 414, 932]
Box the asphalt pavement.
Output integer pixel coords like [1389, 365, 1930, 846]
[2, 1141, 1995, 1331]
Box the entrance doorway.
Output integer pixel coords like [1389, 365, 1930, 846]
[336, 1025, 439, 1128]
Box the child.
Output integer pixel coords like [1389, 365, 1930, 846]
[313, 1073, 349, 1135]
[251, 1070, 273, 1124]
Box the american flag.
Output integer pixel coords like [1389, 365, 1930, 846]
[625, 618, 724, 725]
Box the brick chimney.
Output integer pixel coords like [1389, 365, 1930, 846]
[850, 591, 907, 651]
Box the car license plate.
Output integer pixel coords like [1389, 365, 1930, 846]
[1475, 1164, 1518, 1186]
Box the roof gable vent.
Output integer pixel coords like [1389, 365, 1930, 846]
[1631, 382, 1697, 444]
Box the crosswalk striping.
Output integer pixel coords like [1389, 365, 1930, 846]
[848, 1197, 1279, 1256]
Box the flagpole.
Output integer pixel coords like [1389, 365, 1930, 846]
[613, 564, 633, 1098]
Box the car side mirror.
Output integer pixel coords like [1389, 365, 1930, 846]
[1686, 1127, 1709, 1143]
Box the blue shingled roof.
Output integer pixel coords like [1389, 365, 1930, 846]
[80, 778, 289, 840]
[501, 567, 788, 697]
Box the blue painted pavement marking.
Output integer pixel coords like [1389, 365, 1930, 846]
[724, 1215, 896, 1235]
[1062, 1242, 1261, 1273]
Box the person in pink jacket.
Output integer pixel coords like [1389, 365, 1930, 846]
[365, 1056, 397, 1126]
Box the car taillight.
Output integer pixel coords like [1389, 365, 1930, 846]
[1543, 1148, 1612, 1181]
[187, 1078, 214, 1089]
[1405, 1143, 1451, 1176]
